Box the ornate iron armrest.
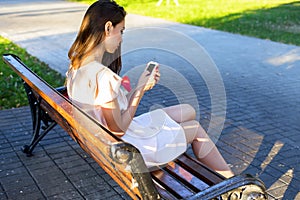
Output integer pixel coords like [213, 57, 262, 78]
[110, 142, 161, 200]
[188, 174, 267, 200]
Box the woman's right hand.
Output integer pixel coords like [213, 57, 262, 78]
[137, 66, 160, 91]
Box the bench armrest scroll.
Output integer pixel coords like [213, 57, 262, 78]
[187, 174, 267, 200]
[110, 142, 161, 200]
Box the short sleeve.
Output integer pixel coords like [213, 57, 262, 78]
[94, 69, 122, 106]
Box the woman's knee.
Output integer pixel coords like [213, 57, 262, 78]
[180, 120, 200, 143]
[181, 104, 196, 120]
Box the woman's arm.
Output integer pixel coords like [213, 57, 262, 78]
[101, 86, 144, 135]
[101, 69, 158, 136]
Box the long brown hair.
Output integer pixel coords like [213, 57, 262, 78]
[68, 0, 126, 74]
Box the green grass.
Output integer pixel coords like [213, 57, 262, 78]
[72, 0, 300, 46]
[0, 36, 65, 110]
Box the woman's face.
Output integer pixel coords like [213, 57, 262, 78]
[104, 20, 125, 53]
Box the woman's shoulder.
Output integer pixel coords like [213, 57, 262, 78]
[78, 61, 114, 76]
[74, 61, 122, 86]
[94, 63, 122, 82]
[80, 61, 105, 73]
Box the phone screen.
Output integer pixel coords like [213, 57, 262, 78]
[147, 64, 155, 72]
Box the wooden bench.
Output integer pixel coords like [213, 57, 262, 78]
[3, 53, 268, 200]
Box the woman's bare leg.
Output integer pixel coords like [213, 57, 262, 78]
[163, 104, 234, 178]
[163, 104, 196, 123]
[180, 120, 234, 178]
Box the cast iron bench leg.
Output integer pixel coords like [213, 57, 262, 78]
[21, 82, 57, 156]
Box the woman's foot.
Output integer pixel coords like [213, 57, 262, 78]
[216, 169, 235, 179]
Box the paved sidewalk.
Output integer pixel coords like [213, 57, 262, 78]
[1, 0, 300, 199]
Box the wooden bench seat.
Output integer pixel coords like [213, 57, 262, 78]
[3, 53, 267, 200]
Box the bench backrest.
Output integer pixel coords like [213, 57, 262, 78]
[3, 54, 159, 200]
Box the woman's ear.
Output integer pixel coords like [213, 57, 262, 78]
[105, 21, 113, 36]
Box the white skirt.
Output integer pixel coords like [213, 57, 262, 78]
[122, 109, 187, 167]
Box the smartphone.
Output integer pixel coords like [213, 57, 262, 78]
[146, 61, 159, 73]
[145, 61, 159, 86]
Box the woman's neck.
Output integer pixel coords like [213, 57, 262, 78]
[82, 45, 105, 66]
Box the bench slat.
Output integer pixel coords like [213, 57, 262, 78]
[151, 155, 220, 199]
[176, 154, 224, 185]
[152, 169, 195, 199]
[165, 161, 209, 192]
[154, 183, 178, 200]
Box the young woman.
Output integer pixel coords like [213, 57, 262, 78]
[66, 0, 234, 178]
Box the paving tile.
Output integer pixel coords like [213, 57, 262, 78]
[48, 190, 84, 200]
[6, 188, 44, 200]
